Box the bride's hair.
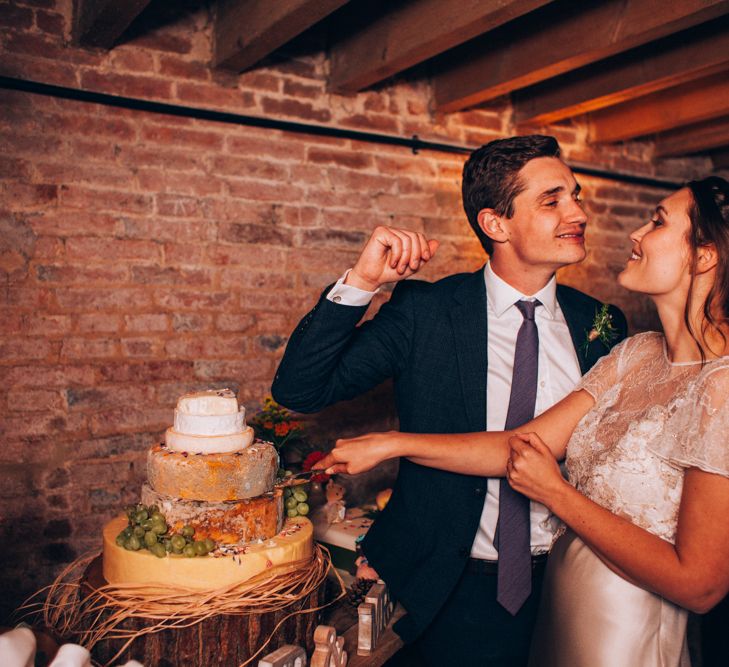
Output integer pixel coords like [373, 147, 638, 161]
[685, 175, 729, 361]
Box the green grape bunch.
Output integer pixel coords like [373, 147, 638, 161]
[115, 504, 215, 559]
[283, 487, 310, 518]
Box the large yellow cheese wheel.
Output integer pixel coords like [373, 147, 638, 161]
[103, 515, 313, 590]
[147, 440, 278, 501]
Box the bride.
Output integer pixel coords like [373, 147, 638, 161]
[316, 176, 729, 666]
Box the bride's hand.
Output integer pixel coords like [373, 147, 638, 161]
[506, 432, 568, 508]
[313, 431, 399, 475]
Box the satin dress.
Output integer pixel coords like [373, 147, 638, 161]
[529, 332, 729, 667]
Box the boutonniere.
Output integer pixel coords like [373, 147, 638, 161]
[581, 303, 618, 357]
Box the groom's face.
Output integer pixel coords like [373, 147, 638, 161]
[496, 157, 587, 272]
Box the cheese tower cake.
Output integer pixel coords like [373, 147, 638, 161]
[102, 389, 313, 589]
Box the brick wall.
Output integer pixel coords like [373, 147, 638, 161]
[0, 0, 718, 618]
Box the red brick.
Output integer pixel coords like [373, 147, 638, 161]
[110, 49, 155, 73]
[36, 264, 129, 284]
[0, 4, 34, 29]
[139, 171, 221, 197]
[30, 211, 121, 238]
[226, 179, 304, 203]
[0, 337, 52, 361]
[121, 337, 164, 357]
[154, 193, 204, 217]
[0, 182, 58, 208]
[60, 186, 153, 215]
[8, 389, 64, 412]
[175, 81, 255, 108]
[76, 313, 122, 333]
[218, 268, 295, 290]
[214, 312, 257, 332]
[22, 314, 72, 336]
[97, 360, 193, 383]
[0, 156, 31, 179]
[3, 30, 100, 65]
[117, 145, 208, 171]
[261, 97, 331, 123]
[0, 129, 64, 156]
[172, 313, 213, 332]
[282, 79, 323, 98]
[211, 156, 289, 181]
[193, 358, 272, 382]
[126, 32, 193, 55]
[154, 289, 234, 311]
[307, 148, 372, 170]
[121, 218, 210, 243]
[218, 221, 295, 246]
[65, 237, 160, 262]
[158, 55, 209, 80]
[60, 337, 119, 360]
[300, 227, 368, 249]
[124, 313, 169, 333]
[54, 288, 153, 311]
[225, 134, 306, 162]
[341, 113, 399, 133]
[34, 9, 65, 35]
[141, 124, 224, 151]
[80, 70, 173, 101]
[34, 162, 135, 189]
[0, 364, 95, 388]
[206, 243, 286, 267]
[2, 413, 87, 439]
[131, 265, 212, 286]
[163, 242, 205, 265]
[237, 71, 280, 92]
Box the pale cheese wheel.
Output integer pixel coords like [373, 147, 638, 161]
[177, 389, 238, 415]
[173, 408, 246, 436]
[148, 441, 278, 501]
[103, 515, 313, 590]
[165, 425, 254, 454]
[141, 483, 283, 545]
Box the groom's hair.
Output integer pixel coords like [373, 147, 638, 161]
[462, 135, 560, 255]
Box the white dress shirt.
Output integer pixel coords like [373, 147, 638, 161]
[327, 263, 582, 558]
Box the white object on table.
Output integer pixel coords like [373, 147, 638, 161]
[0, 627, 35, 667]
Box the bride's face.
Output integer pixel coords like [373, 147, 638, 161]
[618, 188, 693, 297]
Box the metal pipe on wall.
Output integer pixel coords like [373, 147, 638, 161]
[1, 75, 682, 190]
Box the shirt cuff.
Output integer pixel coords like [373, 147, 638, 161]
[326, 269, 378, 307]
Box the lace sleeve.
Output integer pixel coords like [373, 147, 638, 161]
[653, 362, 729, 478]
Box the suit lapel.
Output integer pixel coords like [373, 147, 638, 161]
[556, 285, 596, 374]
[449, 269, 489, 432]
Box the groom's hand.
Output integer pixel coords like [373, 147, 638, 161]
[346, 226, 439, 292]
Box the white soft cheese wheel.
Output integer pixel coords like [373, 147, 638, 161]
[165, 425, 254, 454]
[177, 388, 238, 415]
[173, 409, 246, 436]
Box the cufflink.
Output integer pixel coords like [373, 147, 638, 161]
[332, 295, 342, 303]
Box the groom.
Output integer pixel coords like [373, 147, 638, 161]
[272, 135, 627, 666]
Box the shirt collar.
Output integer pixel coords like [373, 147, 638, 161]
[483, 262, 558, 319]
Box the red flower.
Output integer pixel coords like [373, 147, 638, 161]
[302, 450, 330, 482]
[274, 422, 291, 436]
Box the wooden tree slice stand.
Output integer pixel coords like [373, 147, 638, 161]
[79, 556, 326, 667]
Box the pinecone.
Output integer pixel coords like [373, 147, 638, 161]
[346, 578, 377, 607]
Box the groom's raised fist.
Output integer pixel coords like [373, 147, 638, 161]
[345, 226, 439, 292]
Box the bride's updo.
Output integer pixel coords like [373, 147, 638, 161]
[685, 176, 729, 357]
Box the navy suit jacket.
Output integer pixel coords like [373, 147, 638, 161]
[272, 268, 627, 641]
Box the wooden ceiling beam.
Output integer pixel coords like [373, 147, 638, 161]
[514, 20, 729, 126]
[654, 116, 729, 157]
[214, 0, 349, 71]
[434, 0, 729, 112]
[72, 0, 152, 48]
[589, 73, 729, 144]
[329, 0, 552, 93]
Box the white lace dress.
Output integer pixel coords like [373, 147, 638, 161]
[529, 332, 729, 667]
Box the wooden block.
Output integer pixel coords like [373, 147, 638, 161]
[311, 625, 347, 667]
[258, 644, 307, 667]
[357, 602, 375, 656]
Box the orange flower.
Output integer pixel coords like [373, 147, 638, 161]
[263, 421, 274, 430]
[274, 422, 291, 436]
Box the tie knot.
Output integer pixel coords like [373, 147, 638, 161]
[515, 299, 540, 321]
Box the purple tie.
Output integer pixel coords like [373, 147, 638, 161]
[496, 299, 540, 616]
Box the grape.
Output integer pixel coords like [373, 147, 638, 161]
[150, 542, 166, 558]
[283, 487, 292, 498]
[286, 508, 298, 518]
[144, 531, 158, 548]
[133, 525, 145, 538]
[126, 535, 141, 551]
[285, 496, 298, 510]
[296, 502, 310, 516]
[181, 525, 195, 538]
[148, 505, 159, 516]
[292, 489, 308, 503]
[193, 541, 208, 556]
[115, 533, 126, 547]
[151, 520, 168, 535]
[122, 526, 133, 539]
[204, 538, 215, 552]
[171, 534, 186, 551]
[142, 519, 154, 531]
[150, 512, 165, 524]
[125, 505, 136, 520]
[183, 545, 196, 558]
[134, 509, 149, 524]
[164, 539, 173, 552]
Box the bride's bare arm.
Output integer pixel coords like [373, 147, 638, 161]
[317, 388, 595, 476]
[508, 437, 729, 613]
